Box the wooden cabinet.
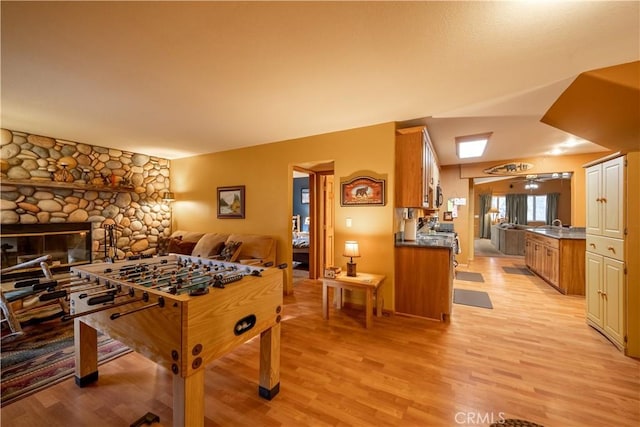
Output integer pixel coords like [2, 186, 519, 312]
[586, 252, 625, 348]
[394, 246, 453, 321]
[395, 126, 439, 208]
[585, 153, 639, 357]
[524, 231, 585, 295]
[586, 156, 624, 239]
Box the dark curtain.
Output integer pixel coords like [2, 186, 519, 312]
[546, 192, 560, 224]
[479, 193, 492, 238]
[506, 194, 528, 225]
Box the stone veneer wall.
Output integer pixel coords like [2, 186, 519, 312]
[0, 128, 171, 261]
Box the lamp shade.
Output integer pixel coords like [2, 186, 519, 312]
[343, 241, 360, 258]
[488, 207, 499, 213]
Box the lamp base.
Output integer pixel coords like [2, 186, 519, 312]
[346, 262, 357, 277]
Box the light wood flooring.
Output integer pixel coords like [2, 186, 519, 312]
[2, 257, 639, 426]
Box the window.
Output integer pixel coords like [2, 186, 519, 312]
[491, 196, 506, 220]
[527, 195, 547, 222]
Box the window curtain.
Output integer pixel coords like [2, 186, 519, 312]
[506, 194, 528, 225]
[479, 193, 492, 238]
[546, 192, 560, 225]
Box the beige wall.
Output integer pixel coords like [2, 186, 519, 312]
[459, 152, 612, 227]
[171, 122, 396, 304]
[473, 177, 573, 233]
[440, 152, 612, 265]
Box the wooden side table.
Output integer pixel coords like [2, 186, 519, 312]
[322, 272, 386, 328]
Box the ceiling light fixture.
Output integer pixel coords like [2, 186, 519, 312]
[524, 181, 539, 190]
[455, 132, 492, 159]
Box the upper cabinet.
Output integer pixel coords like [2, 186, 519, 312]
[395, 126, 440, 208]
[585, 156, 624, 239]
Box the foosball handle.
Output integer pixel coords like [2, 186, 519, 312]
[130, 412, 159, 427]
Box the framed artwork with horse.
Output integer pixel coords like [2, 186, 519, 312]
[340, 175, 386, 206]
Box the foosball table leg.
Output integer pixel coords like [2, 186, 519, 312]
[258, 322, 281, 400]
[173, 368, 205, 427]
[74, 319, 99, 387]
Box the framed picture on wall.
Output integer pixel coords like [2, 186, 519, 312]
[340, 175, 386, 206]
[217, 186, 245, 218]
[301, 188, 309, 204]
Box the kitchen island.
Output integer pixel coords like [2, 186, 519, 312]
[395, 233, 455, 321]
[525, 227, 586, 295]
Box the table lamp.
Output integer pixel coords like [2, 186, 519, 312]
[343, 241, 360, 277]
[488, 206, 499, 223]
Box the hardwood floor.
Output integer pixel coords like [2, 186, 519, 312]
[2, 257, 639, 426]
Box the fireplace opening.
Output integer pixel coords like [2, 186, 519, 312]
[0, 222, 92, 281]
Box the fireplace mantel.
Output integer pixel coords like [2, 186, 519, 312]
[1, 178, 134, 192]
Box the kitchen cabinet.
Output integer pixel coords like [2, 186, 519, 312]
[585, 156, 624, 239]
[586, 252, 625, 348]
[584, 153, 639, 357]
[394, 245, 453, 321]
[395, 126, 439, 209]
[524, 231, 585, 295]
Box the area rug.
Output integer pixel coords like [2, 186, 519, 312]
[503, 266, 534, 276]
[1, 315, 131, 406]
[453, 288, 493, 309]
[455, 271, 485, 282]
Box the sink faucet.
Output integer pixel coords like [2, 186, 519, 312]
[552, 219, 563, 228]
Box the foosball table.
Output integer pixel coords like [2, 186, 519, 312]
[66, 254, 283, 426]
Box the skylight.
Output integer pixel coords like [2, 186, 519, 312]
[455, 133, 491, 159]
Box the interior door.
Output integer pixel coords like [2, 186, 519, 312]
[323, 175, 335, 269]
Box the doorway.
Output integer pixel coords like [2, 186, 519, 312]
[292, 162, 335, 280]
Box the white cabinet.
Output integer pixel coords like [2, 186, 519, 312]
[585, 156, 624, 239]
[584, 153, 639, 357]
[586, 252, 625, 348]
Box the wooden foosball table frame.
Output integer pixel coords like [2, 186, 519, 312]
[69, 254, 283, 426]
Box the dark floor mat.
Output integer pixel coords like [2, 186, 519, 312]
[455, 271, 484, 282]
[453, 288, 493, 309]
[503, 266, 534, 276]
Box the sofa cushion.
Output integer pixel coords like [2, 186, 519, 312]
[226, 233, 275, 264]
[167, 237, 198, 255]
[169, 230, 205, 243]
[219, 241, 243, 262]
[191, 233, 229, 258]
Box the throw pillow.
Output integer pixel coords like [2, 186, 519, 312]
[167, 237, 197, 255]
[219, 241, 242, 262]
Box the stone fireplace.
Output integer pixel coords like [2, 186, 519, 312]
[0, 222, 92, 280]
[1, 128, 172, 264]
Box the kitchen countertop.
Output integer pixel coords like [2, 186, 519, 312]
[395, 232, 455, 249]
[526, 227, 586, 240]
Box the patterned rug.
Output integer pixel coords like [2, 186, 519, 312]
[1, 310, 131, 406]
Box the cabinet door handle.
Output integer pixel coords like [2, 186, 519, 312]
[589, 243, 596, 248]
[601, 291, 607, 297]
[595, 197, 601, 202]
[597, 290, 602, 295]
[607, 246, 616, 254]
[601, 197, 607, 203]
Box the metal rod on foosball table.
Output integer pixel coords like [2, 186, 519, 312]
[61, 291, 145, 322]
[110, 295, 164, 320]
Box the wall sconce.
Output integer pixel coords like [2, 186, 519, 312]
[162, 191, 175, 203]
[343, 241, 361, 277]
[346, 217, 352, 228]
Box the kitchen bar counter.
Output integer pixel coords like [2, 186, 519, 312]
[527, 227, 586, 240]
[525, 229, 586, 295]
[394, 232, 455, 321]
[394, 232, 455, 249]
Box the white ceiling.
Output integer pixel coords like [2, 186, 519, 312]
[1, 1, 638, 164]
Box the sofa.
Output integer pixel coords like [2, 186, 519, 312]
[162, 230, 277, 267]
[490, 223, 532, 256]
